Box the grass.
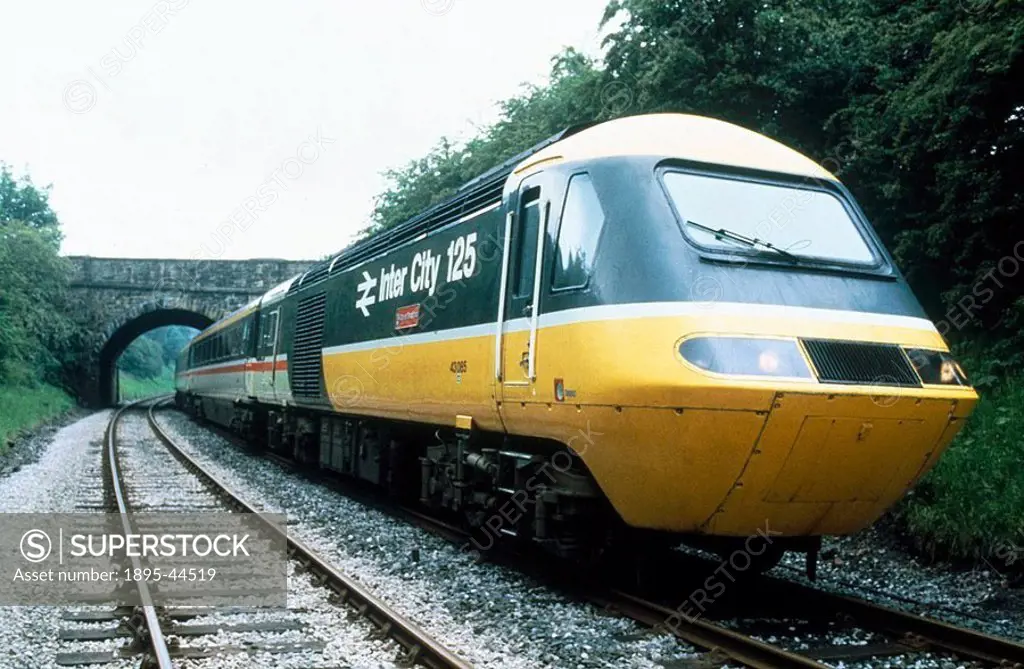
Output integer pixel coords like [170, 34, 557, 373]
[897, 375, 1024, 563]
[0, 383, 74, 452]
[118, 365, 176, 402]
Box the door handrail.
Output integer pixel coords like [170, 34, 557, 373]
[494, 211, 514, 381]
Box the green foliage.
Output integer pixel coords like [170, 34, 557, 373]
[0, 163, 61, 246]
[836, 0, 1024, 347]
[118, 365, 176, 402]
[116, 327, 196, 398]
[600, 0, 876, 154]
[0, 383, 73, 450]
[117, 335, 166, 380]
[898, 375, 1024, 562]
[0, 222, 77, 386]
[139, 326, 199, 368]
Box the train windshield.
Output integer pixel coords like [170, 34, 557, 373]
[661, 171, 876, 265]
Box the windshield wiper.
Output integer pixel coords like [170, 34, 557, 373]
[685, 219, 801, 262]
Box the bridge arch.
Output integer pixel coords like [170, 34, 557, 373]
[97, 302, 217, 406]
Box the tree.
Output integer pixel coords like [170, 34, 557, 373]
[601, 0, 1023, 361]
[141, 326, 198, 366]
[117, 336, 165, 380]
[0, 163, 61, 246]
[0, 222, 75, 385]
[839, 0, 1024, 371]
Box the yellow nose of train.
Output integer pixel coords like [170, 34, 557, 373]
[544, 301, 976, 537]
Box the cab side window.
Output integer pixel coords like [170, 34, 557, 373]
[552, 173, 605, 291]
[514, 186, 542, 299]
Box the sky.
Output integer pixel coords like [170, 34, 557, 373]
[0, 0, 609, 261]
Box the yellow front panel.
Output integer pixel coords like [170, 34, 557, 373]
[766, 415, 921, 503]
[700, 392, 971, 535]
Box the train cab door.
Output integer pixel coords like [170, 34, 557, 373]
[256, 308, 281, 402]
[497, 173, 550, 411]
[243, 315, 259, 399]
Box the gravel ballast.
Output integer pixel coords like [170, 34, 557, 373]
[0, 411, 130, 669]
[117, 411, 409, 669]
[775, 526, 1024, 642]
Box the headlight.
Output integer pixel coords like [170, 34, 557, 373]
[904, 348, 969, 386]
[678, 337, 812, 379]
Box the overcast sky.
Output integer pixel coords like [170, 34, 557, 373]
[1, 0, 608, 261]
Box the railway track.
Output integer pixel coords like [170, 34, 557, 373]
[163, 405, 1024, 669]
[58, 399, 471, 669]
[401, 514, 1024, 668]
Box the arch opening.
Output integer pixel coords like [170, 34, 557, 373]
[98, 308, 212, 406]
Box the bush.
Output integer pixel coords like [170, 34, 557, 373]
[898, 375, 1024, 562]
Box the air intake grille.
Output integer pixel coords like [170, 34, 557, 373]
[291, 293, 327, 399]
[800, 339, 920, 387]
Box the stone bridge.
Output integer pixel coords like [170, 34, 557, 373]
[67, 256, 313, 407]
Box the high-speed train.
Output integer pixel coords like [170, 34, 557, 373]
[176, 113, 977, 569]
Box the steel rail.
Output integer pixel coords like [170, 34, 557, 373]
[105, 400, 176, 669]
[603, 589, 832, 669]
[764, 577, 1024, 666]
[146, 400, 472, 669]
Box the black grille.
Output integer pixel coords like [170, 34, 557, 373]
[800, 339, 920, 387]
[291, 293, 327, 399]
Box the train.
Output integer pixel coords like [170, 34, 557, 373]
[175, 113, 977, 572]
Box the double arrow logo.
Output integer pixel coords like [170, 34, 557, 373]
[355, 271, 377, 317]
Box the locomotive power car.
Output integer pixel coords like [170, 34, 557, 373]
[176, 113, 977, 568]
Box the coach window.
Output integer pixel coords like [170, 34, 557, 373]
[552, 173, 604, 291]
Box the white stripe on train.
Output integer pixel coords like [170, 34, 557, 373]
[320, 301, 939, 357]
